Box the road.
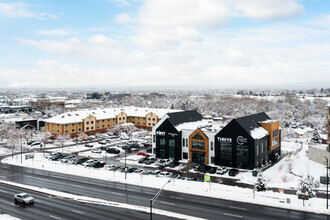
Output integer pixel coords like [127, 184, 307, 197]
[0, 163, 329, 220]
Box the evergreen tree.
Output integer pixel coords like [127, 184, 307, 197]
[255, 171, 268, 191]
[297, 177, 316, 198]
[310, 129, 321, 144]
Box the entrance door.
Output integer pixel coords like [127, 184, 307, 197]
[191, 151, 205, 164]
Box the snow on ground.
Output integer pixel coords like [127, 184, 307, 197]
[0, 147, 14, 156]
[0, 214, 21, 220]
[3, 152, 330, 215]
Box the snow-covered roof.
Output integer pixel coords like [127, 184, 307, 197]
[175, 120, 210, 131]
[259, 119, 278, 124]
[44, 107, 180, 124]
[250, 127, 269, 139]
[294, 127, 314, 135]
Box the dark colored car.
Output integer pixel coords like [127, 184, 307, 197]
[84, 144, 93, 148]
[129, 143, 140, 150]
[100, 145, 108, 150]
[138, 157, 148, 163]
[228, 168, 239, 176]
[168, 161, 180, 168]
[145, 157, 157, 165]
[208, 166, 217, 174]
[74, 157, 89, 165]
[50, 153, 65, 161]
[90, 161, 105, 168]
[127, 167, 137, 173]
[122, 145, 132, 151]
[146, 148, 152, 153]
[106, 148, 120, 154]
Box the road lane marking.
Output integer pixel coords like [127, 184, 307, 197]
[228, 205, 247, 210]
[72, 209, 84, 215]
[169, 196, 183, 200]
[49, 215, 61, 219]
[160, 201, 175, 206]
[224, 213, 243, 218]
[110, 192, 124, 196]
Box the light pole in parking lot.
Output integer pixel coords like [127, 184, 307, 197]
[150, 179, 171, 220]
[125, 149, 127, 180]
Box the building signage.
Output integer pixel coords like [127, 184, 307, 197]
[168, 133, 177, 137]
[237, 136, 247, 145]
[156, 131, 165, 136]
[217, 137, 232, 143]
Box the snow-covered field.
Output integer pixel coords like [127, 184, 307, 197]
[2, 151, 330, 215]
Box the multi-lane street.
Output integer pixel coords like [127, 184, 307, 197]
[0, 163, 329, 220]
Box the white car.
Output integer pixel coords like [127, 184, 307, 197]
[91, 148, 102, 154]
[14, 193, 34, 205]
[46, 152, 60, 159]
[82, 159, 98, 166]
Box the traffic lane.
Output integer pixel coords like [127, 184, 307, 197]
[1, 164, 329, 220]
[0, 184, 177, 220]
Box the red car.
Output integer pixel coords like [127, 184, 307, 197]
[137, 152, 149, 157]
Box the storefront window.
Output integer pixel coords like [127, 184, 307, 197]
[160, 137, 165, 146]
[237, 145, 248, 166]
[169, 139, 175, 147]
[272, 129, 279, 137]
[192, 141, 205, 150]
[272, 137, 278, 147]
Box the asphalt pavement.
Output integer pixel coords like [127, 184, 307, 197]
[0, 163, 329, 220]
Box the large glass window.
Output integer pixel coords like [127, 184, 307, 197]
[169, 139, 175, 147]
[192, 133, 204, 140]
[272, 129, 279, 137]
[220, 143, 232, 165]
[192, 141, 205, 150]
[272, 137, 279, 147]
[160, 137, 166, 146]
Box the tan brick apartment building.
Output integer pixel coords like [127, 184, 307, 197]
[44, 107, 181, 137]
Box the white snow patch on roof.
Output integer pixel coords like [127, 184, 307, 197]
[250, 127, 269, 139]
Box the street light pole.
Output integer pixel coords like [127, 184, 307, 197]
[150, 179, 171, 220]
[125, 149, 127, 180]
[325, 156, 329, 209]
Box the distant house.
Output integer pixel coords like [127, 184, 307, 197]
[293, 127, 314, 138]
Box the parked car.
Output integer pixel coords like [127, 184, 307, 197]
[157, 172, 172, 178]
[84, 144, 93, 148]
[156, 159, 170, 167]
[88, 135, 96, 140]
[138, 157, 148, 164]
[50, 153, 65, 161]
[73, 157, 89, 165]
[168, 161, 180, 168]
[146, 148, 152, 153]
[31, 142, 41, 147]
[216, 167, 228, 175]
[82, 159, 98, 167]
[107, 164, 118, 171]
[133, 168, 144, 174]
[90, 161, 105, 168]
[129, 143, 140, 150]
[145, 157, 157, 165]
[127, 167, 137, 173]
[61, 155, 74, 163]
[106, 148, 120, 154]
[46, 152, 61, 159]
[98, 140, 107, 145]
[91, 148, 102, 154]
[208, 166, 217, 174]
[116, 167, 125, 172]
[27, 140, 37, 145]
[137, 152, 149, 157]
[228, 168, 239, 176]
[148, 170, 161, 176]
[67, 156, 78, 164]
[14, 193, 34, 205]
[105, 139, 112, 143]
[122, 145, 132, 151]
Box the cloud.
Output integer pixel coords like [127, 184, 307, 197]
[36, 29, 73, 36]
[0, 2, 61, 19]
[233, 0, 304, 20]
[114, 13, 135, 23]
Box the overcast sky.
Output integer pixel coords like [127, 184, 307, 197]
[0, 0, 329, 89]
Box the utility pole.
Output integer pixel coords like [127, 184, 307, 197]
[125, 149, 127, 180]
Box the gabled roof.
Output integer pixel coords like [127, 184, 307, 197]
[234, 112, 271, 139]
[167, 110, 203, 127]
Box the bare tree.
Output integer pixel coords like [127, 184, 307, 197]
[41, 131, 53, 147]
[56, 134, 70, 152]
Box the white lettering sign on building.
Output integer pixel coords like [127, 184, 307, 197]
[156, 131, 165, 136]
[237, 136, 247, 145]
[217, 137, 232, 143]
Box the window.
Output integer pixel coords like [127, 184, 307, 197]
[261, 143, 264, 154]
[78, 128, 81, 131]
[148, 118, 151, 121]
[211, 157, 215, 164]
[107, 124, 110, 127]
[97, 126, 99, 129]
[86, 127, 89, 131]
[52, 129, 53, 132]
[119, 117, 121, 120]
[183, 152, 188, 159]
[169, 139, 175, 147]
[123, 117, 125, 120]
[148, 123, 151, 126]
[211, 141, 214, 151]
[72, 129, 75, 132]
[113, 123, 115, 126]
[272, 129, 279, 137]
[132, 117, 135, 119]
[72, 123, 75, 126]
[186, 138, 188, 147]
[86, 122, 89, 125]
[137, 117, 140, 119]
[143, 122, 145, 125]
[78, 123, 81, 125]
[97, 120, 99, 123]
[160, 138, 165, 146]
[153, 135, 155, 143]
[91, 127, 94, 130]
[272, 137, 279, 147]
[138, 122, 140, 125]
[192, 141, 205, 150]
[108, 119, 110, 122]
[102, 120, 105, 122]
[192, 133, 204, 140]
[57, 124, 59, 126]
[256, 145, 259, 156]
[152, 118, 155, 121]
[102, 125, 105, 128]
[182, 138, 185, 147]
[153, 123, 155, 126]
[65, 124, 68, 127]
[91, 121, 94, 124]
[65, 130, 68, 133]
